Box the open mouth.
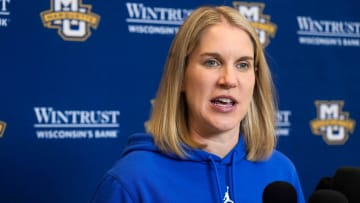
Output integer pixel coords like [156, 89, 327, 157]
[211, 97, 237, 107]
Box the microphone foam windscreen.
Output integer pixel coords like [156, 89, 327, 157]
[262, 181, 297, 203]
[333, 167, 360, 203]
[315, 176, 333, 190]
[308, 189, 348, 203]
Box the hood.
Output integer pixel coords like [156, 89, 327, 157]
[121, 133, 248, 203]
[121, 133, 247, 163]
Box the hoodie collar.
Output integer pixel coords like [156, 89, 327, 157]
[122, 133, 246, 203]
[122, 133, 246, 164]
[185, 135, 247, 164]
[122, 132, 247, 163]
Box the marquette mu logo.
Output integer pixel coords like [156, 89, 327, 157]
[310, 101, 356, 145]
[0, 121, 6, 138]
[233, 1, 277, 47]
[40, 0, 100, 41]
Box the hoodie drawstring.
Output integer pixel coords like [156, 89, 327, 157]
[230, 151, 238, 203]
[209, 152, 238, 203]
[209, 156, 223, 203]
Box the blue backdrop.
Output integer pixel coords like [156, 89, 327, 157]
[0, 0, 359, 202]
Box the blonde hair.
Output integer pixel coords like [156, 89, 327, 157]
[145, 6, 277, 161]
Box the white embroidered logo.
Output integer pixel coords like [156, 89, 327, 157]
[223, 186, 234, 203]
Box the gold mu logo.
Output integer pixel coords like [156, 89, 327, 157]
[40, 0, 100, 41]
[310, 100, 356, 145]
[232, 1, 277, 47]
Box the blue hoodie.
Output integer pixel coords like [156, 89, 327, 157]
[92, 133, 305, 203]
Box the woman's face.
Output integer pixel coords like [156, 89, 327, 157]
[182, 21, 256, 137]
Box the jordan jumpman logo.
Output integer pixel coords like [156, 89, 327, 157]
[223, 186, 234, 203]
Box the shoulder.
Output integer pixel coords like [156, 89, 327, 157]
[262, 149, 300, 181]
[268, 149, 294, 166]
[266, 150, 305, 202]
[245, 149, 298, 180]
[267, 149, 297, 170]
[95, 150, 164, 200]
[109, 150, 162, 180]
[104, 132, 172, 184]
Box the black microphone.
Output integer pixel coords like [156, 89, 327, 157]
[262, 181, 297, 203]
[333, 167, 360, 203]
[308, 189, 348, 203]
[315, 176, 333, 190]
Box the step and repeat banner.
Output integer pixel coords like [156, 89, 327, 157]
[0, 0, 359, 202]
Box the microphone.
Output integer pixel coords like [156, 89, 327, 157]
[262, 181, 297, 203]
[333, 167, 360, 203]
[315, 176, 333, 190]
[308, 189, 348, 203]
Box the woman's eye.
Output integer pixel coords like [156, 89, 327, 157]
[204, 59, 220, 67]
[236, 62, 250, 70]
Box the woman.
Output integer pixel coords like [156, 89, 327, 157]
[92, 6, 305, 203]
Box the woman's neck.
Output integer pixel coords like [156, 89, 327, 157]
[190, 130, 239, 158]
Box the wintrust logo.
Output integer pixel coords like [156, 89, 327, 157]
[125, 2, 192, 35]
[297, 16, 360, 47]
[310, 101, 356, 145]
[33, 107, 120, 139]
[233, 1, 277, 47]
[275, 110, 292, 136]
[0, 0, 11, 27]
[40, 0, 100, 41]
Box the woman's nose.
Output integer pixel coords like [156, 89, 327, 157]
[218, 66, 238, 89]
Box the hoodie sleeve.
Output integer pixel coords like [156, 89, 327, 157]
[292, 171, 306, 203]
[272, 150, 306, 203]
[91, 175, 135, 203]
[288, 161, 306, 203]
